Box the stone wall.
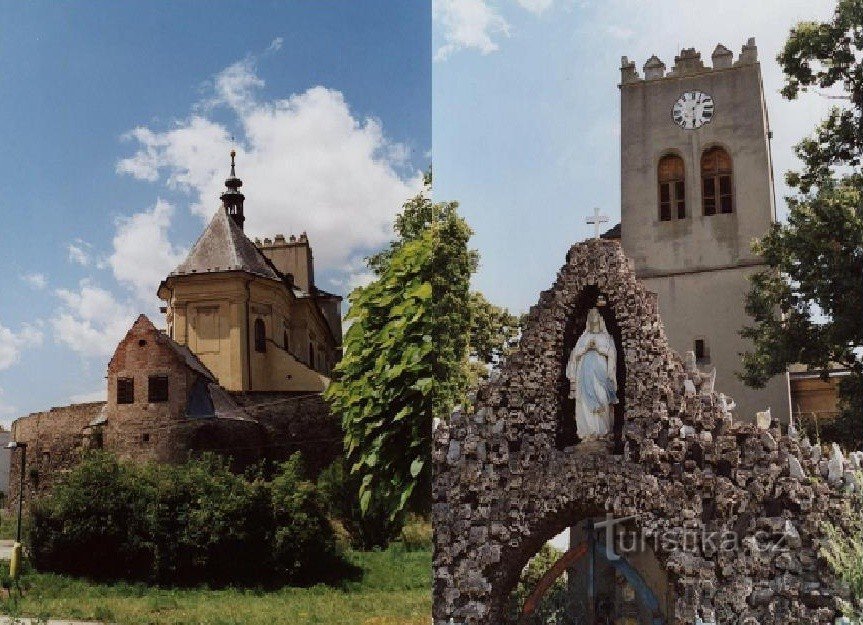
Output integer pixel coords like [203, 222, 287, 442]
[8, 402, 105, 509]
[104, 315, 201, 464]
[8, 391, 341, 509]
[231, 392, 343, 475]
[432, 239, 851, 624]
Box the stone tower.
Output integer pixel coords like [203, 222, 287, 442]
[618, 38, 790, 422]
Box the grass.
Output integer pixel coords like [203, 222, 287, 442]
[0, 510, 22, 541]
[0, 548, 431, 625]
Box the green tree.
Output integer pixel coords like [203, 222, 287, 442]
[325, 177, 474, 518]
[468, 291, 521, 365]
[741, 0, 863, 446]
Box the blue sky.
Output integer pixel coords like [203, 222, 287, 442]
[433, 0, 837, 315]
[0, 1, 430, 421]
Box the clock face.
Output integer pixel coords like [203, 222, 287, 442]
[672, 91, 714, 129]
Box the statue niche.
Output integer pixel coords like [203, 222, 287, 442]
[557, 287, 626, 450]
[566, 307, 618, 439]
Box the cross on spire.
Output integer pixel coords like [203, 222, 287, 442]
[586, 206, 609, 239]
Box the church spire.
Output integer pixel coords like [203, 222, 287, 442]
[221, 149, 245, 230]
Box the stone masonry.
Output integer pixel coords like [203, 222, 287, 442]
[9, 315, 341, 508]
[432, 239, 853, 624]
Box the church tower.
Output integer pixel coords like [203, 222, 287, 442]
[221, 149, 245, 230]
[617, 38, 790, 421]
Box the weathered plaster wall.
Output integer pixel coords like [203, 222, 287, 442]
[433, 239, 850, 625]
[163, 272, 333, 392]
[620, 42, 774, 275]
[619, 40, 789, 424]
[642, 266, 790, 422]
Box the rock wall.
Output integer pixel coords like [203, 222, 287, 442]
[432, 239, 851, 624]
[9, 393, 341, 509]
[8, 402, 105, 509]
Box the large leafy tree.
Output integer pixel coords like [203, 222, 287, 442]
[741, 0, 863, 446]
[468, 292, 521, 365]
[326, 176, 474, 517]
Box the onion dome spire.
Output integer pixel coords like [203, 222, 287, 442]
[221, 149, 246, 230]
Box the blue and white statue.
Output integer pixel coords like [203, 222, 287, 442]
[566, 308, 619, 438]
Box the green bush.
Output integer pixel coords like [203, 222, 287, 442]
[147, 456, 273, 585]
[30, 453, 154, 580]
[316, 458, 404, 550]
[29, 452, 346, 586]
[270, 455, 345, 584]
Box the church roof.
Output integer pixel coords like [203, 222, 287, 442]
[170, 208, 280, 281]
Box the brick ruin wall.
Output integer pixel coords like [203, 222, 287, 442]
[432, 239, 854, 625]
[8, 393, 341, 509]
[8, 402, 105, 510]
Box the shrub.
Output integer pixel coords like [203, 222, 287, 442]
[316, 458, 404, 550]
[270, 455, 345, 584]
[147, 455, 273, 585]
[29, 452, 154, 580]
[29, 452, 345, 586]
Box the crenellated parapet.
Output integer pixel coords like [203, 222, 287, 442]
[620, 37, 759, 85]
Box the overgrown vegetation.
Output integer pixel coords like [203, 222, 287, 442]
[0, 548, 431, 625]
[316, 457, 405, 550]
[505, 543, 573, 624]
[822, 476, 863, 620]
[741, 0, 863, 448]
[326, 172, 520, 525]
[29, 452, 348, 586]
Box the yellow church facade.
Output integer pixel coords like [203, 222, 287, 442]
[157, 151, 341, 393]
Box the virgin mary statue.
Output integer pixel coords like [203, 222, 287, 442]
[565, 307, 618, 438]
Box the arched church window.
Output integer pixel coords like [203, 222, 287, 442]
[657, 154, 686, 221]
[254, 318, 266, 353]
[701, 146, 733, 215]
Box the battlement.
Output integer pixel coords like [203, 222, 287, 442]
[620, 37, 758, 84]
[253, 231, 309, 248]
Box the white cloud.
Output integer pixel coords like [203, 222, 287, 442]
[515, 0, 553, 14]
[51, 280, 137, 359]
[267, 37, 284, 52]
[0, 322, 44, 371]
[434, 0, 511, 61]
[207, 58, 265, 113]
[0, 388, 17, 426]
[331, 257, 377, 294]
[108, 199, 187, 302]
[117, 58, 421, 276]
[605, 24, 634, 39]
[69, 389, 106, 404]
[67, 240, 91, 266]
[21, 273, 47, 290]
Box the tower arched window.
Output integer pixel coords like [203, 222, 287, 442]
[701, 147, 733, 215]
[254, 318, 266, 353]
[658, 154, 686, 221]
[308, 343, 315, 368]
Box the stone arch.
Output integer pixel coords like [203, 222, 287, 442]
[433, 239, 849, 625]
[490, 456, 673, 622]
